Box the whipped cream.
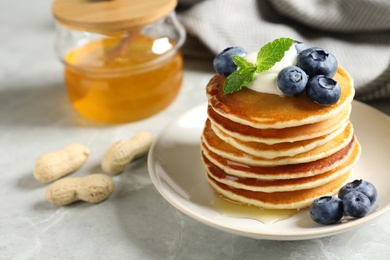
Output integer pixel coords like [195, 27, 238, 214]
[245, 45, 298, 95]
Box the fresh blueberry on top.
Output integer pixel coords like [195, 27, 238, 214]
[293, 41, 307, 54]
[339, 179, 377, 205]
[310, 196, 344, 225]
[277, 66, 308, 96]
[296, 47, 338, 77]
[213, 47, 247, 76]
[306, 75, 341, 106]
[342, 190, 371, 218]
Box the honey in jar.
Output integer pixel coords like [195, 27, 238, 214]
[52, 0, 186, 123]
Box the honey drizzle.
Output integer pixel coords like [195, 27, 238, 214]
[212, 195, 299, 225]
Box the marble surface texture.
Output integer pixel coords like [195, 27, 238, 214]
[1, 1, 390, 259]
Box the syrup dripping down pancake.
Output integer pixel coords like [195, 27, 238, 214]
[208, 105, 351, 144]
[201, 136, 357, 179]
[206, 171, 352, 209]
[203, 138, 360, 192]
[206, 66, 354, 129]
[210, 119, 350, 158]
[201, 119, 354, 166]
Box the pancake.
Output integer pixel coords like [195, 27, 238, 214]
[201, 119, 354, 166]
[206, 66, 354, 129]
[201, 136, 357, 179]
[208, 104, 351, 144]
[204, 138, 360, 192]
[201, 53, 359, 210]
[206, 171, 351, 209]
[211, 119, 350, 159]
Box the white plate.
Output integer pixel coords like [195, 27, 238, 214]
[148, 101, 390, 240]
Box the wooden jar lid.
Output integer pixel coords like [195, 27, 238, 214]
[52, 0, 178, 33]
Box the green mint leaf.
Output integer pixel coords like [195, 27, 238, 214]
[256, 37, 294, 73]
[232, 55, 253, 68]
[223, 67, 256, 95]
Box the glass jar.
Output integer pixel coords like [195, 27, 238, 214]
[52, 0, 185, 123]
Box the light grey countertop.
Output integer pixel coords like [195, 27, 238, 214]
[2, 1, 390, 259]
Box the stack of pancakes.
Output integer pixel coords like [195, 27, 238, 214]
[201, 66, 361, 209]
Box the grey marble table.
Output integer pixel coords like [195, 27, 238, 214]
[1, 1, 390, 259]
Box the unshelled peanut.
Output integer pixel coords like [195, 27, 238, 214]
[45, 174, 114, 206]
[34, 144, 90, 183]
[101, 131, 153, 175]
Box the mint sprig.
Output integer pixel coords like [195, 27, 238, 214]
[223, 37, 294, 95]
[223, 56, 256, 94]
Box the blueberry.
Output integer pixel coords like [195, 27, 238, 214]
[213, 47, 247, 76]
[306, 75, 341, 106]
[339, 179, 377, 205]
[310, 196, 344, 225]
[293, 41, 306, 54]
[296, 47, 338, 77]
[277, 66, 308, 96]
[342, 191, 371, 218]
